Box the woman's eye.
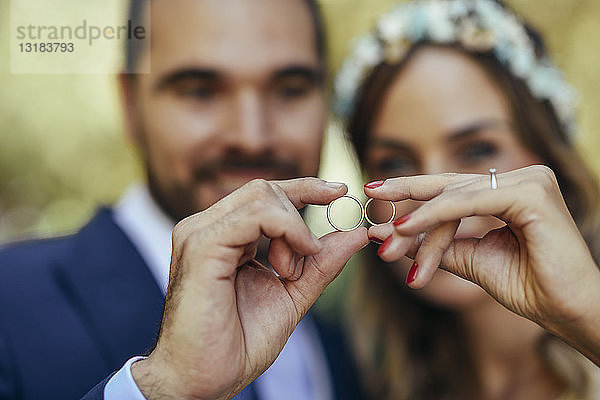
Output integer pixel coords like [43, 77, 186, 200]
[459, 142, 498, 163]
[373, 157, 416, 176]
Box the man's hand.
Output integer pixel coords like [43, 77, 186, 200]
[131, 178, 368, 400]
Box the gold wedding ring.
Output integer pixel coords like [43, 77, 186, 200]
[364, 198, 396, 226]
[327, 195, 365, 232]
[326, 195, 396, 232]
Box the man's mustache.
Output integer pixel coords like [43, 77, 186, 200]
[194, 157, 301, 182]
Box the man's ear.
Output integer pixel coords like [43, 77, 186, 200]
[118, 73, 142, 146]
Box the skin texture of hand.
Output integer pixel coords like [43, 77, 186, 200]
[131, 178, 368, 400]
[366, 165, 600, 366]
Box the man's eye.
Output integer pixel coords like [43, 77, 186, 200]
[170, 79, 218, 101]
[278, 85, 309, 98]
[459, 142, 498, 163]
[274, 79, 314, 100]
[180, 86, 216, 100]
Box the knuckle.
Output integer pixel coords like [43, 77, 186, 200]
[171, 228, 183, 249]
[420, 231, 437, 248]
[458, 240, 478, 281]
[440, 172, 460, 180]
[171, 221, 185, 242]
[443, 182, 459, 192]
[269, 181, 288, 198]
[423, 234, 447, 254]
[244, 179, 282, 204]
[180, 230, 207, 255]
[304, 176, 323, 185]
[247, 178, 274, 195]
[439, 173, 463, 189]
[531, 165, 558, 186]
[171, 215, 194, 245]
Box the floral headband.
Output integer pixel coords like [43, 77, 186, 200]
[333, 0, 577, 140]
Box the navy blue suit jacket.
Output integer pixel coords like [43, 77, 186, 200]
[0, 209, 364, 400]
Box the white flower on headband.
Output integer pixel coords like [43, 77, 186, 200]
[333, 0, 577, 140]
[426, 2, 454, 42]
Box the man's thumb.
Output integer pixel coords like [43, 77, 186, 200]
[285, 227, 369, 317]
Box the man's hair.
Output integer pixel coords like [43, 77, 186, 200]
[125, 0, 326, 72]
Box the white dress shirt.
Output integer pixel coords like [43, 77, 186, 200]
[104, 184, 334, 400]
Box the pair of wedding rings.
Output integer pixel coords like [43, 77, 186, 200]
[327, 169, 497, 232]
[326, 195, 396, 232]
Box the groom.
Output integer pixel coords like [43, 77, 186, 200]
[0, 0, 368, 399]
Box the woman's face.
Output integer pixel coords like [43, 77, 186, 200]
[365, 46, 541, 309]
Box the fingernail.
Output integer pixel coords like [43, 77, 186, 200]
[377, 235, 393, 256]
[364, 180, 385, 189]
[326, 181, 345, 190]
[393, 214, 411, 226]
[406, 262, 419, 284]
[370, 237, 383, 244]
[293, 257, 304, 279]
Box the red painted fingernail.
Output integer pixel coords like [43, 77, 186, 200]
[370, 237, 383, 244]
[406, 262, 419, 284]
[365, 180, 385, 189]
[393, 214, 411, 226]
[377, 235, 393, 256]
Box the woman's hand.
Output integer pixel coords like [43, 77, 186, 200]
[366, 165, 600, 366]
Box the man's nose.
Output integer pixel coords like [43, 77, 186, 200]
[229, 89, 271, 154]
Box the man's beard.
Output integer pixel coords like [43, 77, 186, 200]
[145, 151, 303, 223]
[143, 147, 310, 271]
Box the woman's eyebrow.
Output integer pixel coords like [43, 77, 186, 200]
[445, 119, 511, 143]
[367, 137, 413, 152]
[367, 120, 511, 151]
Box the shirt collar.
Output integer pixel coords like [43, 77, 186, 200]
[113, 184, 175, 295]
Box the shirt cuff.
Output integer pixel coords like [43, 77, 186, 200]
[104, 356, 148, 400]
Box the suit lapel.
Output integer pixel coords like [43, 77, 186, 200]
[54, 208, 165, 369]
[312, 313, 367, 400]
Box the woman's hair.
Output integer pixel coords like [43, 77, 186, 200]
[343, 5, 600, 400]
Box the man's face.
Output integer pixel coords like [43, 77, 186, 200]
[123, 0, 326, 221]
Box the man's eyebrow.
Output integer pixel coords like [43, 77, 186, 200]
[445, 119, 511, 143]
[273, 65, 325, 84]
[154, 68, 221, 92]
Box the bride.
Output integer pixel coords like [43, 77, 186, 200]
[334, 0, 600, 398]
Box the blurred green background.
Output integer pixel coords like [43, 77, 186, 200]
[1, 0, 600, 244]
